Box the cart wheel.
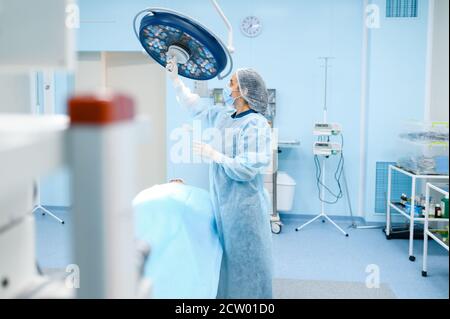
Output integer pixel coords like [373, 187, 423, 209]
[422, 271, 427, 277]
[385, 234, 392, 240]
[322, 220, 326, 223]
[271, 222, 282, 234]
[409, 256, 416, 262]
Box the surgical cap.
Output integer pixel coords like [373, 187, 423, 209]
[236, 68, 269, 114]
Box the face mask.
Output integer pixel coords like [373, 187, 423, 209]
[223, 87, 241, 107]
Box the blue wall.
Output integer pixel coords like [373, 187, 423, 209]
[365, 0, 429, 222]
[44, 0, 429, 222]
[165, 0, 364, 218]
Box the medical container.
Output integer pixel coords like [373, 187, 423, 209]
[396, 121, 449, 175]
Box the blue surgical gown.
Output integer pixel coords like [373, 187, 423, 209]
[133, 183, 223, 299]
[188, 101, 274, 299]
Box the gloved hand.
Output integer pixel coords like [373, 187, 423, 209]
[166, 57, 200, 109]
[166, 57, 179, 82]
[193, 141, 225, 164]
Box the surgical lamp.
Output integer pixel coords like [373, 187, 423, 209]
[133, 0, 234, 81]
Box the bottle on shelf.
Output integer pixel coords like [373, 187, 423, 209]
[441, 197, 449, 219]
[430, 200, 436, 218]
[400, 194, 408, 206]
[435, 204, 442, 218]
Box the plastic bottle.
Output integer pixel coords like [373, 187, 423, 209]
[401, 194, 408, 205]
[435, 204, 442, 218]
[430, 202, 436, 218]
[441, 197, 449, 219]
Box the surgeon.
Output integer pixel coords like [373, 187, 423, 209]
[167, 59, 274, 299]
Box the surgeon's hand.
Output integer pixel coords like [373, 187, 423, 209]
[193, 142, 225, 164]
[166, 57, 179, 82]
[167, 59, 200, 109]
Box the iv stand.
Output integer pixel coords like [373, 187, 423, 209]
[295, 57, 349, 237]
[32, 71, 65, 225]
[33, 181, 65, 224]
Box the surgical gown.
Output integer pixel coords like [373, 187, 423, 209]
[187, 100, 274, 299]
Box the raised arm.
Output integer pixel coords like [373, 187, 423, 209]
[166, 59, 233, 128]
[167, 58, 201, 110]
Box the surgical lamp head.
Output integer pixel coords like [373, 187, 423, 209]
[134, 8, 233, 81]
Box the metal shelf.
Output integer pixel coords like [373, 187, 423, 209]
[389, 202, 448, 223]
[425, 230, 449, 251]
[391, 165, 448, 180]
[386, 165, 448, 262]
[422, 183, 449, 277]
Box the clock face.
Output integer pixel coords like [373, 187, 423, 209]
[241, 16, 262, 38]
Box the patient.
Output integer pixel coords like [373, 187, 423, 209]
[133, 179, 223, 299]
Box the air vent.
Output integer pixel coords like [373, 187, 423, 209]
[375, 162, 412, 214]
[386, 0, 418, 18]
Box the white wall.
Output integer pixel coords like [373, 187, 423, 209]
[74, 52, 105, 92]
[105, 52, 167, 191]
[41, 52, 167, 207]
[75, 51, 168, 199]
[0, 73, 33, 113]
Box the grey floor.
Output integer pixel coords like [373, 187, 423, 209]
[273, 278, 397, 299]
[35, 208, 449, 299]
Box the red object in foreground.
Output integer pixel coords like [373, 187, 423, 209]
[68, 93, 135, 125]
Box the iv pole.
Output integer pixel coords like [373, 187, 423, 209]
[32, 71, 65, 225]
[33, 184, 65, 224]
[343, 168, 383, 229]
[295, 57, 349, 237]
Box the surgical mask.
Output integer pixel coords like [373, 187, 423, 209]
[223, 87, 241, 107]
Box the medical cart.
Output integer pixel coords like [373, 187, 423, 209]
[422, 183, 449, 277]
[385, 165, 449, 261]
